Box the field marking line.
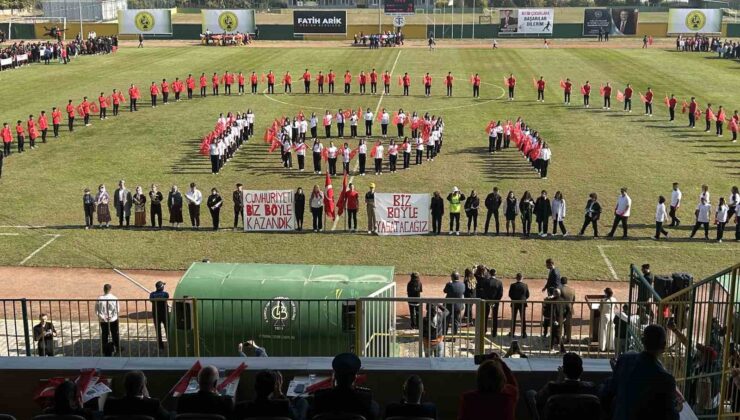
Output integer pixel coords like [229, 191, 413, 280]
[596, 245, 619, 281]
[635, 245, 671, 249]
[332, 49, 403, 231]
[0, 233, 20, 236]
[113, 268, 152, 294]
[19, 234, 61, 265]
[0, 225, 48, 229]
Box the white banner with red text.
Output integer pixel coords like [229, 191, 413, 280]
[374, 193, 430, 236]
[243, 190, 295, 231]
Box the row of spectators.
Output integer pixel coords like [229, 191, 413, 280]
[353, 31, 404, 48]
[0, 35, 117, 66]
[676, 35, 740, 58]
[35, 326, 683, 420]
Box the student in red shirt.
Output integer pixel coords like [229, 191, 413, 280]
[326, 69, 337, 93]
[602, 82, 612, 110]
[149, 82, 159, 108]
[716, 105, 726, 137]
[445, 72, 454, 97]
[346, 183, 359, 232]
[98, 92, 108, 120]
[161, 79, 170, 104]
[223, 71, 232, 95]
[343, 70, 352, 94]
[283, 72, 292, 94]
[186, 74, 195, 99]
[359, 71, 367, 94]
[237, 72, 245, 95]
[211, 72, 220, 96]
[15, 120, 25, 153]
[383, 71, 391, 95]
[472, 73, 481, 98]
[623, 83, 633, 112]
[582, 81, 591, 108]
[173, 77, 182, 102]
[705, 103, 714, 132]
[38, 110, 48, 143]
[51, 107, 62, 137]
[111, 89, 121, 116]
[536, 76, 546, 102]
[458, 355, 518, 420]
[266, 71, 276, 94]
[668, 94, 677, 122]
[730, 111, 738, 142]
[66, 99, 76, 131]
[507, 74, 516, 100]
[644, 87, 654, 116]
[1, 122, 11, 156]
[27, 115, 38, 149]
[81, 97, 91, 126]
[402, 72, 411, 96]
[563, 78, 572, 105]
[317, 71, 325, 94]
[128, 84, 140, 112]
[370, 69, 378, 94]
[250, 71, 258, 94]
[423, 73, 432, 97]
[688, 97, 698, 128]
[302, 69, 311, 94]
[199, 73, 208, 97]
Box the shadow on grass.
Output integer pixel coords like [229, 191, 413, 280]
[459, 145, 541, 182]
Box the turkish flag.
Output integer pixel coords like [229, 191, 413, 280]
[639, 93, 647, 103]
[599, 84, 605, 97]
[321, 147, 329, 161]
[343, 109, 351, 119]
[171, 361, 202, 398]
[580, 85, 587, 95]
[616, 90, 624, 103]
[216, 363, 247, 393]
[268, 138, 282, 153]
[392, 112, 399, 126]
[681, 101, 688, 114]
[664, 96, 670, 107]
[559, 79, 566, 89]
[532, 77, 538, 89]
[337, 172, 349, 216]
[398, 76, 402, 86]
[485, 120, 495, 133]
[324, 172, 335, 221]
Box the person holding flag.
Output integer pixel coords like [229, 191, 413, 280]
[667, 94, 677, 122]
[295, 139, 307, 171]
[249, 72, 258, 94]
[401, 137, 411, 169]
[161, 79, 170, 105]
[310, 184, 325, 232]
[349, 111, 359, 138]
[688, 97, 698, 128]
[372, 140, 384, 175]
[26, 115, 37, 150]
[1, 123, 10, 157]
[623, 84, 633, 112]
[323, 110, 333, 139]
[327, 69, 336, 94]
[317, 71, 325, 94]
[364, 108, 374, 137]
[423, 73, 432, 97]
[98, 92, 108, 120]
[80, 96, 92, 126]
[445, 72, 454, 97]
[506, 73, 516, 100]
[716, 106, 726, 137]
[303, 68, 311, 94]
[341, 142, 353, 174]
[237, 71, 245, 95]
[380, 108, 390, 138]
[358, 138, 367, 175]
[344, 70, 352, 94]
[38, 111, 48, 143]
[186, 74, 195, 99]
[337, 108, 345, 138]
[383, 70, 391, 95]
[359, 71, 367, 94]
[283, 71, 292, 94]
[643, 87, 654, 116]
[562, 78, 572, 105]
[345, 182, 359, 232]
[472, 73, 481, 98]
[602, 82, 612, 110]
[730, 110, 738, 142]
[66, 99, 75, 131]
[536, 76, 545, 102]
[51, 107, 61, 138]
[267, 71, 276, 94]
[15, 120, 25, 153]
[312, 138, 324, 174]
[173, 77, 183, 102]
[388, 139, 399, 173]
[198, 73, 207, 98]
[705, 103, 715, 133]
[402, 72, 411, 96]
[370, 68, 378, 94]
[324, 172, 335, 225]
[149, 82, 159, 108]
[327, 141, 338, 176]
[396, 109, 406, 138]
[111, 89, 122, 116]
[581, 81, 591, 108]
[211, 72, 220, 96]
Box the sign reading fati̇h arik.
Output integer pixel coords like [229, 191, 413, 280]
[293, 10, 347, 35]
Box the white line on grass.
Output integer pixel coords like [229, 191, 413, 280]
[0, 233, 20, 236]
[113, 268, 152, 294]
[19, 234, 61, 265]
[331, 49, 403, 231]
[0, 225, 48, 229]
[596, 245, 619, 281]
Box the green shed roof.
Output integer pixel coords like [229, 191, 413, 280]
[174, 263, 394, 300]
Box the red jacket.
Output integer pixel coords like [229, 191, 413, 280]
[199, 76, 208, 88]
[303, 72, 311, 82]
[583, 84, 591, 95]
[346, 190, 359, 210]
[38, 114, 48, 130]
[267, 73, 276, 84]
[645, 91, 653, 103]
[564, 81, 572, 93]
[537, 80, 545, 90]
[423, 75, 432, 86]
[603, 86, 612, 96]
[669, 98, 677, 108]
[81, 101, 91, 115]
[187, 76, 195, 89]
[383, 73, 391, 84]
[403, 75, 411, 86]
[66, 104, 75, 117]
[359, 74, 367, 84]
[161, 81, 169, 93]
[370, 71, 378, 83]
[507, 77, 516, 87]
[250, 74, 258, 84]
[624, 87, 633, 99]
[283, 74, 292, 84]
[238, 74, 245, 85]
[98, 96, 107, 108]
[328, 72, 336, 83]
[473, 76, 481, 87]
[212, 75, 220, 87]
[15, 124, 24, 135]
[344, 73, 352, 84]
[1, 127, 11, 142]
[52, 110, 62, 125]
[129, 86, 140, 100]
[150, 85, 159, 95]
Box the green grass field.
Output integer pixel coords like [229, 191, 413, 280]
[0, 46, 738, 280]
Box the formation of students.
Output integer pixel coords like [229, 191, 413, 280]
[486, 118, 553, 179]
[80, 180, 740, 242]
[264, 108, 445, 176]
[199, 111, 255, 174]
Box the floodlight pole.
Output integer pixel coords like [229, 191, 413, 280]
[78, 0, 83, 39]
[379, 0, 382, 34]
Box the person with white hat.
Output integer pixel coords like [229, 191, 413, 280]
[447, 187, 466, 235]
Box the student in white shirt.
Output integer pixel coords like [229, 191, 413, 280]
[727, 186, 739, 221]
[323, 111, 333, 139]
[397, 110, 406, 137]
[246, 109, 255, 136]
[312, 139, 323, 174]
[402, 137, 412, 169]
[426, 131, 435, 161]
[358, 139, 367, 176]
[310, 113, 318, 139]
[654, 196, 669, 240]
[341, 142, 351, 174]
[327, 141, 338, 176]
[388, 139, 398, 173]
[96, 283, 120, 355]
[349, 112, 359, 138]
[690, 197, 711, 240]
[374, 141, 384, 175]
[539, 143, 552, 179]
[185, 182, 202, 229]
[364, 109, 374, 136]
[551, 191, 567, 236]
[295, 139, 306, 171]
[299, 118, 308, 141]
[607, 187, 631, 238]
[699, 184, 710, 205]
[415, 136, 424, 165]
[380, 109, 390, 138]
[715, 197, 729, 242]
[669, 182, 682, 227]
[282, 136, 293, 169]
[336, 109, 345, 138]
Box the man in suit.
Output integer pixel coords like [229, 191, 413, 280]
[310, 352, 379, 420]
[560, 277, 576, 344]
[487, 269, 504, 337]
[384, 375, 437, 419]
[508, 273, 529, 338]
[534, 352, 599, 414]
[234, 370, 304, 420]
[613, 9, 636, 35]
[604, 325, 680, 420]
[443, 271, 466, 334]
[637, 263, 655, 324]
[484, 186, 503, 234]
[233, 183, 244, 231]
[548, 289, 566, 352]
[113, 179, 132, 227]
[176, 365, 234, 417]
[104, 371, 170, 420]
[543, 258, 562, 292]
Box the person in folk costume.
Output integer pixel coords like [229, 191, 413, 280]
[336, 108, 345, 138]
[364, 108, 374, 137]
[380, 108, 390, 138]
[312, 138, 324, 175]
[396, 108, 406, 138]
[349, 111, 359, 138]
[358, 138, 367, 176]
[327, 141, 338, 176]
[96, 184, 111, 228]
[283, 71, 292, 94]
[310, 112, 318, 139]
[323, 110, 333, 139]
[132, 186, 147, 227]
[401, 137, 411, 170]
[149, 184, 163, 229]
[387, 139, 399, 173]
[372, 140, 384, 175]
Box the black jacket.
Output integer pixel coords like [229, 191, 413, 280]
[476, 276, 503, 301]
[585, 199, 602, 220]
[233, 189, 244, 209]
[534, 197, 552, 221]
[464, 195, 480, 214]
[485, 192, 502, 212]
[207, 193, 223, 211]
[310, 386, 378, 420]
[294, 192, 305, 214]
[176, 391, 233, 418]
[234, 398, 294, 420]
[430, 196, 444, 216]
[508, 282, 530, 305]
[104, 396, 170, 420]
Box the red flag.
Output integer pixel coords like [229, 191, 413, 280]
[681, 101, 688, 114]
[357, 106, 363, 117]
[397, 76, 402, 86]
[707, 109, 716, 121]
[171, 361, 202, 398]
[599, 84, 605, 97]
[76, 104, 84, 115]
[268, 138, 282, 153]
[469, 75, 474, 84]
[485, 120, 495, 134]
[343, 109, 351, 119]
[580, 85, 587, 95]
[370, 141, 380, 158]
[392, 112, 399, 126]
[261, 73, 266, 83]
[695, 108, 702, 118]
[306, 374, 367, 394]
[90, 103, 99, 113]
[532, 77, 538, 89]
[616, 90, 624, 103]
[75, 369, 97, 403]
[321, 147, 329, 161]
[324, 172, 335, 221]
[663, 96, 670, 107]
[639, 92, 647, 103]
[559, 79, 566, 89]
[503, 76, 508, 88]
[216, 363, 247, 393]
[336, 172, 349, 216]
[377, 111, 383, 122]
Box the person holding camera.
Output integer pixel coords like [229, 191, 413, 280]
[33, 313, 57, 356]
